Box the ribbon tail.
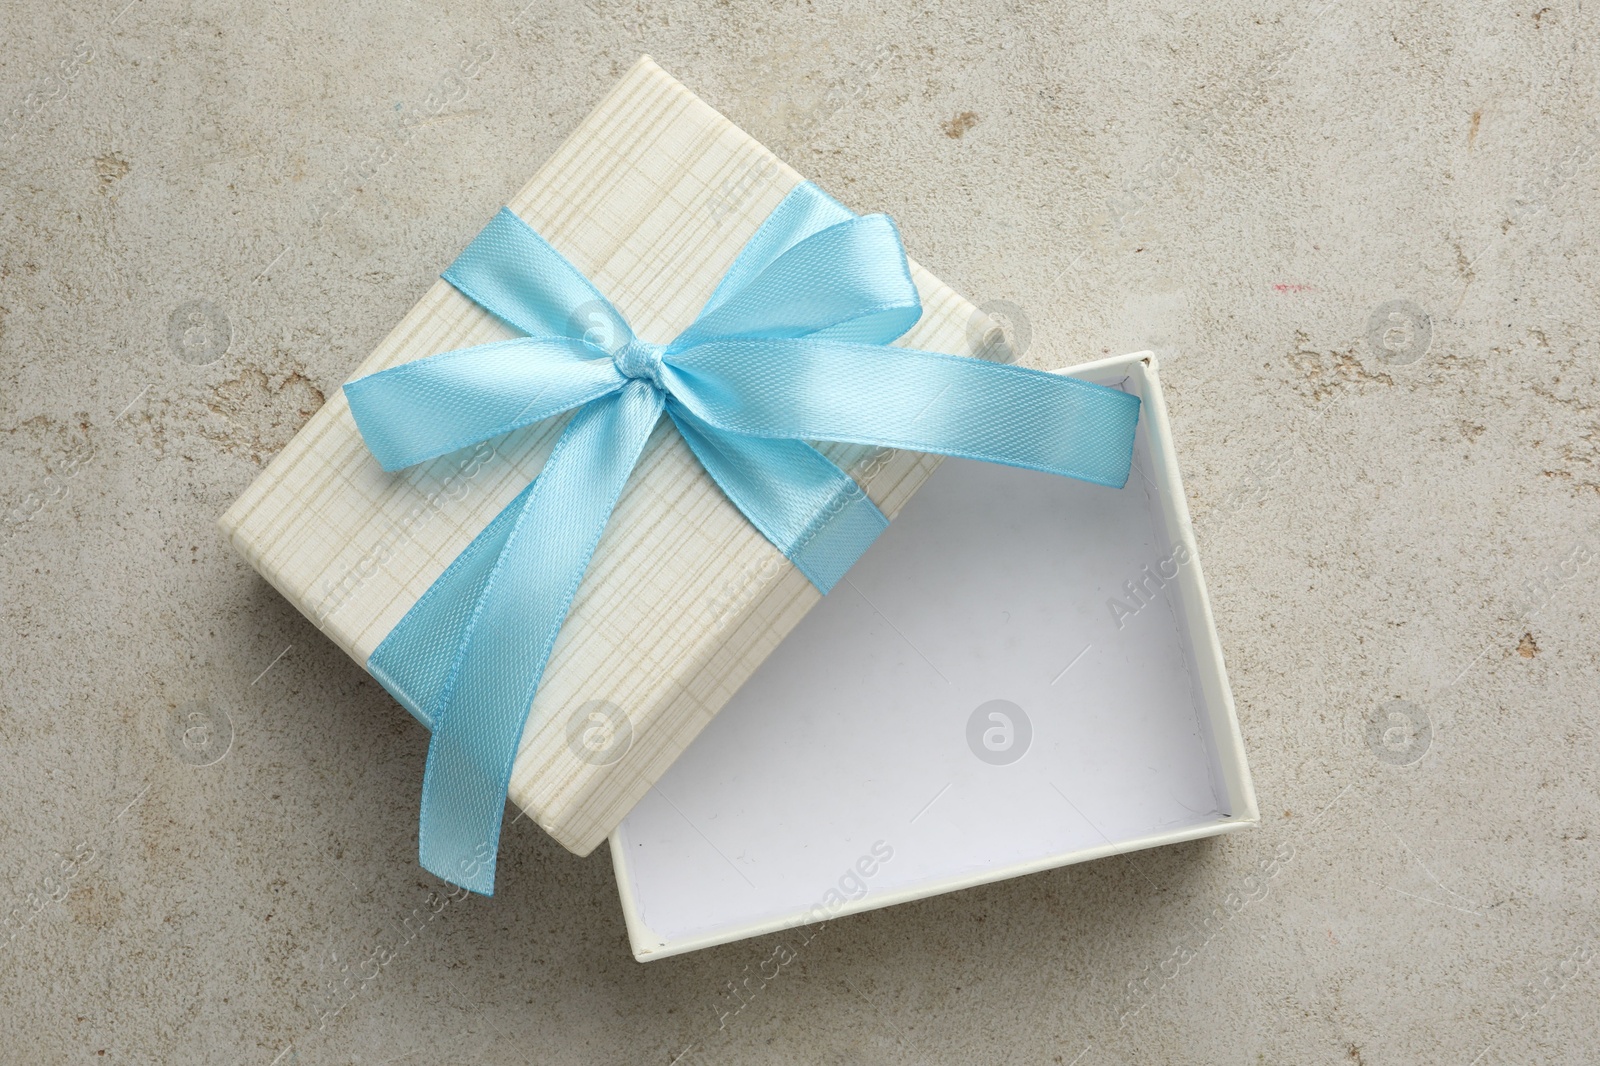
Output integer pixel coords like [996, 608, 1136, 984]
[368, 474, 534, 731]
[376, 382, 664, 895]
[670, 338, 1142, 488]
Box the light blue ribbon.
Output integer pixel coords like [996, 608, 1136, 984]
[344, 182, 1141, 895]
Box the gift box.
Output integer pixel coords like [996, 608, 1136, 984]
[612, 353, 1257, 959]
[219, 56, 1095, 866]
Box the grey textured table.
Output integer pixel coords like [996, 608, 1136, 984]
[3, 1, 1597, 1062]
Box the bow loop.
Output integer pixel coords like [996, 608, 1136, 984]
[345, 337, 624, 472]
[669, 214, 921, 351]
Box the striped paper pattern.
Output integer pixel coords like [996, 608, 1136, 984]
[218, 56, 1003, 856]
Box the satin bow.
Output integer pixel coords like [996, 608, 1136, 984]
[344, 181, 1141, 894]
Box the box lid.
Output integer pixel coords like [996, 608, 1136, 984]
[218, 56, 999, 855]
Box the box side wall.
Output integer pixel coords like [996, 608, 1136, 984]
[1135, 359, 1258, 823]
[619, 816, 1254, 962]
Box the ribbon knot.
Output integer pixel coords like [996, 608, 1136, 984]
[344, 182, 1142, 895]
[613, 338, 667, 389]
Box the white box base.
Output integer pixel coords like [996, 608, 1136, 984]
[610, 352, 1257, 961]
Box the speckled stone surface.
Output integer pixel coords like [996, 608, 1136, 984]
[2, 1, 1597, 1062]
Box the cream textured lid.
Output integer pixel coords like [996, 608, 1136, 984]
[218, 55, 1001, 856]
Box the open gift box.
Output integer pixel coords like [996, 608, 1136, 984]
[220, 50, 1250, 934]
[612, 352, 1257, 960]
